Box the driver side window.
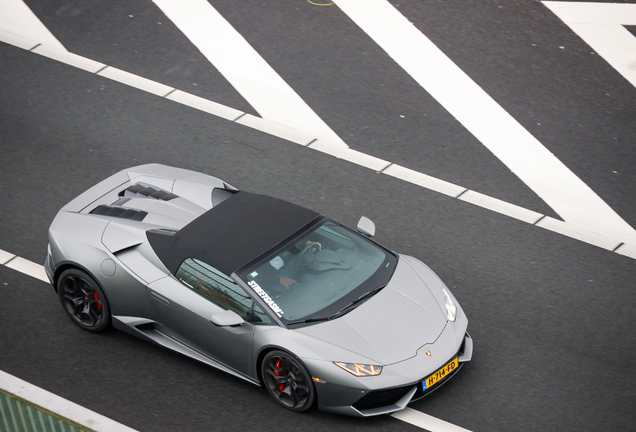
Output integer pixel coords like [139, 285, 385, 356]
[176, 258, 252, 320]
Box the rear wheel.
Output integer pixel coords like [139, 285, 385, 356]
[262, 350, 315, 412]
[58, 269, 110, 332]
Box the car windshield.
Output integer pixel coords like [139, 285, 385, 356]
[236, 219, 397, 324]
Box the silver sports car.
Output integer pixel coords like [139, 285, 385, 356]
[46, 164, 472, 417]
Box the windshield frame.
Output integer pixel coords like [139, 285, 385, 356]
[233, 217, 398, 328]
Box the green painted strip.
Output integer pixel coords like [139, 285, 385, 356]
[0, 391, 88, 432]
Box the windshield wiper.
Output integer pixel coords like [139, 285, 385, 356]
[329, 285, 386, 319]
[285, 316, 331, 325]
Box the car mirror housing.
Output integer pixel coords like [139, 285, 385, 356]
[210, 310, 245, 327]
[356, 216, 376, 237]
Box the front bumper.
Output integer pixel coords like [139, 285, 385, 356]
[44, 243, 55, 285]
[308, 330, 473, 417]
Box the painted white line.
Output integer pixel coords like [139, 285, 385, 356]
[236, 114, 317, 146]
[0, 249, 16, 265]
[391, 408, 472, 432]
[383, 164, 467, 197]
[0, 28, 38, 50]
[536, 216, 622, 251]
[166, 90, 244, 121]
[308, 140, 391, 171]
[542, 1, 636, 25]
[543, 2, 636, 89]
[98, 66, 175, 97]
[152, 0, 349, 148]
[0, 0, 65, 50]
[32, 44, 106, 73]
[4, 257, 48, 282]
[333, 0, 636, 245]
[615, 242, 636, 260]
[0, 370, 139, 432]
[459, 190, 544, 225]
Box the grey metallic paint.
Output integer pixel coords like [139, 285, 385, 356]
[47, 163, 472, 416]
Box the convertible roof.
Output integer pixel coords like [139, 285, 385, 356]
[147, 191, 321, 276]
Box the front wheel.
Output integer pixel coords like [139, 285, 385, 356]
[262, 350, 316, 412]
[58, 269, 110, 332]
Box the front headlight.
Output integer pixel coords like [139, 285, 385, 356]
[442, 287, 457, 322]
[334, 362, 383, 376]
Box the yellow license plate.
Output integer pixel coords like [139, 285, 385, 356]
[423, 357, 459, 390]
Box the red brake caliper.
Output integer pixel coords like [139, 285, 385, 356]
[92, 290, 102, 310]
[275, 359, 285, 391]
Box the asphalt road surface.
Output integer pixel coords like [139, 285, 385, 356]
[1, 1, 635, 431]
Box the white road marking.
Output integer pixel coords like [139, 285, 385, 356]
[3, 256, 48, 282]
[166, 90, 244, 121]
[536, 217, 623, 251]
[0, 370, 139, 432]
[459, 191, 544, 225]
[152, 0, 349, 148]
[98, 66, 175, 97]
[0, 28, 38, 50]
[391, 408, 472, 432]
[32, 44, 106, 73]
[543, 2, 636, 89]
[308, 139, 391, 171]
[0, 249, 16, 265]
[0, 0, 64, 50]
[383, 164, 467, 198]
[237, 114, 317, 146]
[332, 0, 636, 248]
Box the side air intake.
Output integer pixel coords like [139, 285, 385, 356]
[91, 205, 148, 221]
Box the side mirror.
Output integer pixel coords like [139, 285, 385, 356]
[210, 310, 244, 327]
[356, 216, 376, 237]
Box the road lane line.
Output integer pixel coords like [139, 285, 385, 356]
[392, 408, 472, 432]
[332, 0, 636, 245]
[0, 0, 64, 50]
[97, 66, 175, 97]
[4, 256, 48, 282]
[31, 44, 106, 73]
[236, 114, 317, 146]
[543, 2, 636, 89]
[152, 0, 349, 149]
[0, 370, 139, 432]
[0, 249, 16, 265]
[308, 139, 391, 171]
[458, 191, 544, 225]
[536, 217, 623, 251]
[383, 164, 467, 198]
[165, 90, 244, 121]
[0, 28, 39, 50]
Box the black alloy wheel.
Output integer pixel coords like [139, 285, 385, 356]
[262, 350, 316, 412]
[58, 269, 110, 332]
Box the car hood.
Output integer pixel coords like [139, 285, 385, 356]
[295, 256, 448, 365]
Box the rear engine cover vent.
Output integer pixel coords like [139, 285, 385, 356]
[91, 205, 148, 221]
[120, 182, 178, 201]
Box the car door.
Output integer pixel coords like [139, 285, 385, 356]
[147, 258, 255, 377]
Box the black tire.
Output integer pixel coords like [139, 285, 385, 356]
[58, 269, 110, 332]
[261, 350, 316, 412]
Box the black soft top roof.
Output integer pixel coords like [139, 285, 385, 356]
[147, 191, 321, 276]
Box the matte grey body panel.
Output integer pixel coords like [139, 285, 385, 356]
[47, 163, 472, 417]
